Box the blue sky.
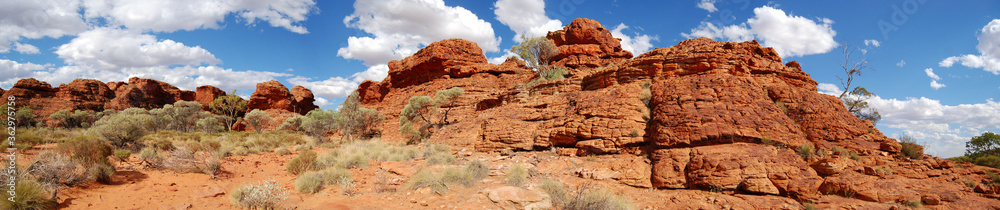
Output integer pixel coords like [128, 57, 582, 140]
[0, 0, 997, 157]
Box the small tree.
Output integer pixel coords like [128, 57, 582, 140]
[152, 101, 212, 132]
[196, 115, 226, 133]
[301, 109, 337, 142]
[278, 115, 305, 131]
[89, 108, 154, 149]
[842, 87, 882, 125]
[511, 35, 558, 77]
[967, 132, 1000, 158]
[10, 106, 37, 127]
[837, 43, 871, 98]
[243, 109, 272, 134]
[337, 92, 385, 141]
[399, 87, 464, 144]
[50, 109, 99, 128]
[210, 91, 248, 132]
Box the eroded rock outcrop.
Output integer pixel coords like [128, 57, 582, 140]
[351, 18, 1000, 208]
[196, 85, 227, 110]
[246, 80, 318, 115]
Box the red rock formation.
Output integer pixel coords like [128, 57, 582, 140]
[196, 85, 226, 110]
[55, 79, 116, 111]
[106, 77, 196, 110]
[247, 80, 318, 115]
[546, 18, 633, 70]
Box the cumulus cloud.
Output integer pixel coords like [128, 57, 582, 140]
[930, 80, 946, 90]
[18, 65, 290, 91]
[0, 0, 88, 53]
[82, 0, 315, 34]
[494, 0, 563, 42]
[869, 96, 1000, 157]
[286, 76, 358, 100]
[924, 68, 941, 80]
[816, 83, 841, 96]
[697, 0, 718, 12]
[55, 28, 220, 70]
[610, 23, 658, 56]
[338, 0, 501, 66]
[0, 59, 49, 87]
[939, 19, 1000, 74]
[682, 6, 838, 57]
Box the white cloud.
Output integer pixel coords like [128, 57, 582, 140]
[493, 0, 563, 42]
[924, 68, 941, 80]
[313, 97, 332, 107]
[338, 0, 501, 66]
[0, 0, 88, 53]
[351, 64, 389, 83]
[287, 76, 358, 100]
[696, 0, 718, 12]
[930, 80, 946, 90]
[896, 60, 906, 67]
[863, 39, 880, 47]
[939, 19, 1000, 74]
[82, 0, 316, 34]
[682, 6, 838, 57]
[55, 28, 220, 70]
[816, 83, 841, 96]
[869, 96, 1000, 157]
[0, 59, 49, 87]
[610, 23, 658, 56]
[488, 51, 518, 64]
[19, 65, 289, 91]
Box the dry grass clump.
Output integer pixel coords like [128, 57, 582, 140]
[406, 168, 448, 194]
[286, 150, 318, 175]
[505, 164, 529, 188]
[295, 168, 353, 194]
[540, 179, 634, 210]
[0, 180, 57, 210]
[317, 139, 420, 169]
[231, 179, 288, 210]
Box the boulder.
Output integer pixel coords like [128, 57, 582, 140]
[195, 85, 226, 110]
[546, 18, 632, 69]
[246, 80, 317, 115]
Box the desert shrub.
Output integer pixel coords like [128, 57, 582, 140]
[511, 35, 558, 73]
[426, 152, 456, 165]
[88, 163, 115, 184]
[57, 135, 113, 167]
[113, 149, 132, 162]
[243, 109, 272, 134]
[231, 146, 249, 156]
[797, 144, 815, 160]
[197, 115, 226, 133]
[50, 109, 99, 128]
[540, 66, 568, 81]
[337, 92, 385, 140]
[320, 168, 353, 186]
[898, 135, 924, 159]
[8, 105, 39, 127]
[565, 188, 633, 210]
[976, 155, 1000, 169]
[296, 171, 326, 194]
[91, 109, 154, 149]
[278, 115, 305, 131]
[231, 179, 288, 210]
[505, 165, 529, 188]
[287, 150, 317, 175]
[139, 147, 164, 168]
[466, 159, 489, 180]
[275, 147, 291, 155]
[399, 88, 464, 144]
[407, 168, 447, 194]
[15, 129, 45, 145]
[210, 92, 248, 132]
[0, 180, 57, 210]
[317, 140, 419, 169]
[541, 178, 570, 207]
[301, 109, 337, 141]
[27, 151, 87, 188]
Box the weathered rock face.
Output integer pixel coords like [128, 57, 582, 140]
[56, 79, 116, 111]
[196, 85, 227, 110]
[107, 77, 196, 110]
[546, 18, 633, 70]
[349, 18, 997, 207]
[246, 80, 318, 115]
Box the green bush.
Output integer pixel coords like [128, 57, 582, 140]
[287, 150, 317, 175]
[301, 109, 337, 141]
[114, 149, 132, 162]
[139, 147, 164, 167]
[50, 109, 99, 128]
[278, 115, 305, 131]
[9, 106, 39, 127]
[976, 155, 1000, 169]
[295, 171, 326, 194]
[399, 88, 465, 144]
[505, 165, 529, 188]
[898, 135, 924, 159]
[210, 93, 248, 132]
[540, 66, 568, 81]
[231, 179, 287, 210]
[317, 139, 419, 169]
[91, 109, 154, 149]
[337, 92, 385, 140]
[151, 101, 215, 132]
[196, 115, 226, 133]
[57, 135, 113, 167]
[0, 180, 57, 210]
[948, 156, 974, 162]
[243, 109, 272, 134]
[275, 147, 291, 155]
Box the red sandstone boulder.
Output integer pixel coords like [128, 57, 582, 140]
[54, 79, 116, 111]
[546, 18, 632, 69]
[247, 80, 317, 115]
[106, 77, 194, 110]
[195, 85, 226, 110]
[387, 38, 489, 88]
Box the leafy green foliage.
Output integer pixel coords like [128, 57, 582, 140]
[511, 35, 558, 77]
[301, 109, 337, 141]
[967, 132, 1000, 158]
[50, 109, 102, 128]
[399, 88, 464, 144]
[336, 92, 385, 141]
[975, 155, 1000, 169]
[243, 109, 272, 134]
[3, 105, 39, 127]
[898, 135, 924, 159]
[196, 115, 226, 133]
[209, 92, 248, 131]
[90, 108, 154, 149]
[841, 87, 882, 125]
[277, 115, 305, 131]
[56, 135, 113, 167]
